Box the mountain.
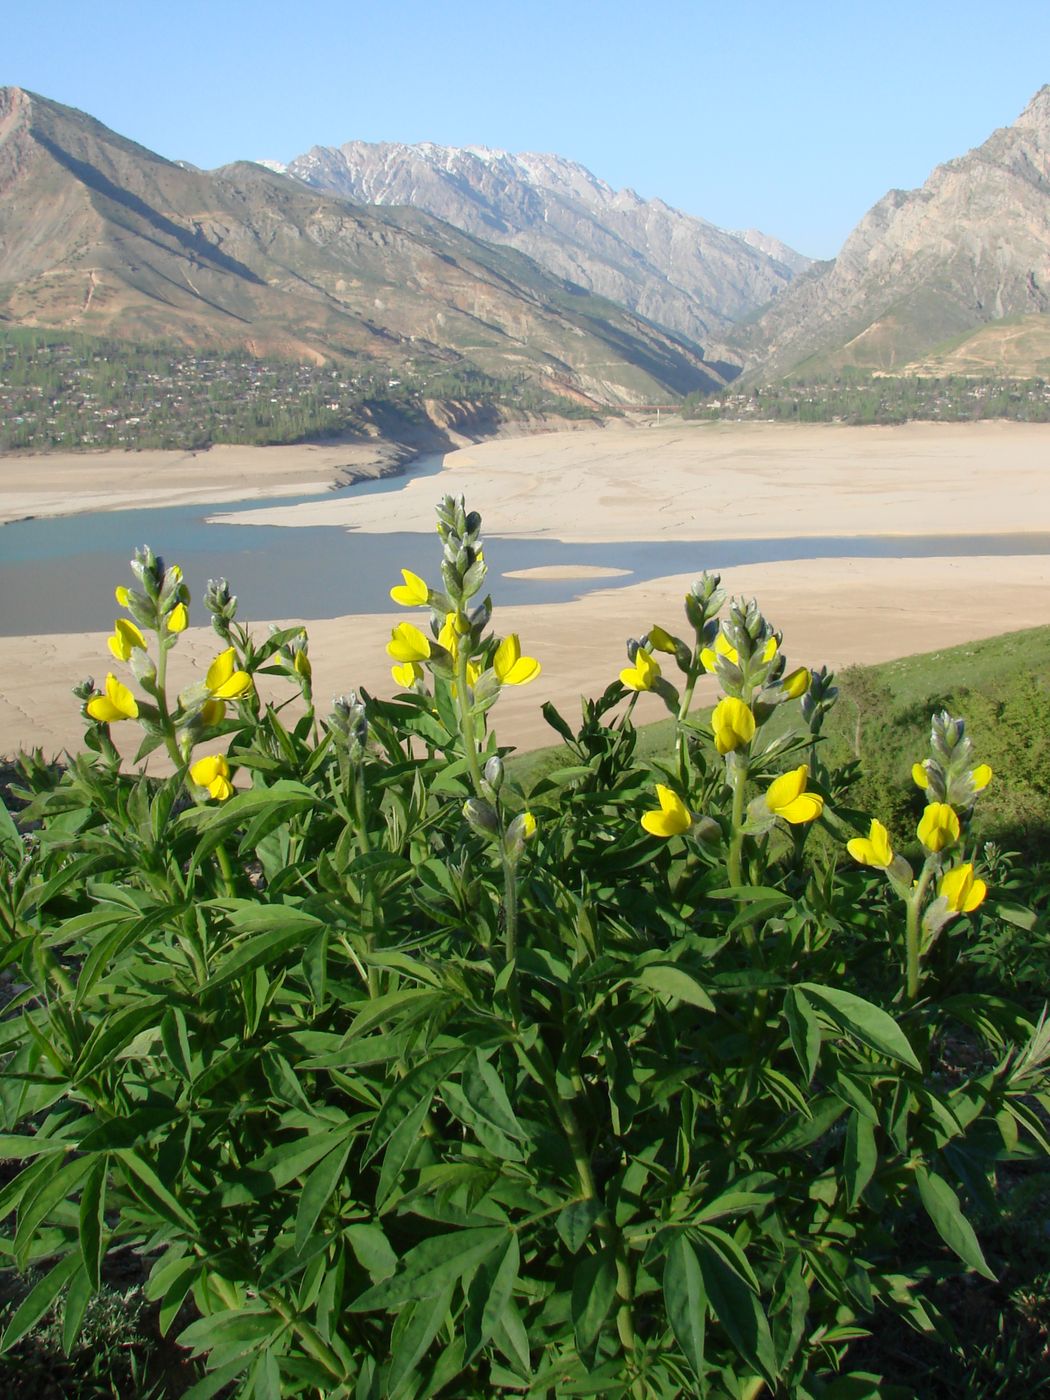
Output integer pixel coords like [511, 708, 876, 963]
[739, 88, 1050, 380]
[0, 88, 727, 405]
[283, 141, 811, 350]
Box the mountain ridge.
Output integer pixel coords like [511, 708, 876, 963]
[0, 86, 727, 405]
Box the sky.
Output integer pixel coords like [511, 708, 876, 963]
[6, 0, 1049, 259]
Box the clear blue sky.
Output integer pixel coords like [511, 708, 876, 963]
[6, 0, 1048, 259]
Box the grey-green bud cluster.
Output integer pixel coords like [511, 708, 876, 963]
[685, 571, 725, 633]
[121, 547, 190, 635]
[800, 665, 839, 735]
[436, 494, 487, 609]
[328, 693, 368, 756]
[918, 711, 988, 806]
[205, 577, 238, 638]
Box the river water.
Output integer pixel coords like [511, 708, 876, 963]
[2, 455, 1049, 635]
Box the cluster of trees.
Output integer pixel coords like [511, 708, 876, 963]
[683, 371, 1050, 424]
[0, 331, 597, 452]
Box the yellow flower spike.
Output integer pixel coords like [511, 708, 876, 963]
[711, 696, 756, 754]
[437, 613, 461, 656]
[847, 818, 895, 868]
[205, 648, 253, 700]
[391, 660, 423, 688]
[167, 603, 189, 634]
[938, 862, 988, 914]
[115, 585, 131, 607]
[912, 762, 930, 790]
[917, 802, 960, 853]
[641, 784, 693, 837]
[387, 622, 432, 663]
[781, 666, 810, 699]
[620, 649, 661, 692]
[971, 764, 993, 792]
[494, 634, 541, 685]
[86, 673, 139, 723]
[189, 754, 234, 802]
[390, 569, 430, 607]
[107, 618, 147, 662]
[765, 764, 824, 825]
[648, 625, 678, 654]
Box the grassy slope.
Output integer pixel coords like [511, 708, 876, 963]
[515, 624, 1050, 854]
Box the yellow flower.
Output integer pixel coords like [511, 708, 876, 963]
[107, 618, 147, 662]
[387, 622, 432, 663]
[167, 603, 189, 633]
[765, 765, 824, 825]
[971, 764, 992, 792]
[780, 666, 810, 699]
[620, 650, 661, 691]
[189, 754, 234, 801]
[391, 660, 423, 688]
[494, 634, 541, 685]
[115, 585, 131, 607]
[522, 811, 537, 839]
[701, 633, 777, 672]
[206, 648, 253, 700]
[292, 649, 312, 681]
[917, 803, 960, 853]
[641, 784, 692, 837]
[437, 612, 471, 656]
[938, 862, 987, 914]
[711, 696, 756, 754]
[847, 818, 894, 868]
[86, 674, 139, 723]
[912, 762, 930, 790]
[390, 568, 429, 607]
[647, 625, 678, 654]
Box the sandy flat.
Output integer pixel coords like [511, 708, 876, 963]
[208, 420, 1050, 542]
[502, 565, 633, 580]
[0, 440, 411, 524]
[2, 420, 1048, 762]
[4, 552, 1048, 764]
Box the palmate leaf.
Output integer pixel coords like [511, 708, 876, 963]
[798, 983, 921, 1070]
[362, 1047, 467, 1165]
[348, 1226, 508, 1311]
[571, 1248, 618, 1361]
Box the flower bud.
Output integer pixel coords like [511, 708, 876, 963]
[503, 811, 537, 863]
[463, 796, 500, 838]
[484, 755, 505, 792]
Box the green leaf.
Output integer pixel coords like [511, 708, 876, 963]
[571, 1249, 618, 1360]
[78, 1158, 106, 1290]
[784, 986, 821, 1083]
[696, 1238, 777, 1386]
[0, 794, 22, 864]
[61, 1263, 92, 1355]
[349, 1227, 507, 1311]
[363, 1048, 467, 1166]
[464, 1232, 520, 1363]
[914, 1167, 995, 1280]
[0, 1135, 70, 1161]
[203, 908, 324, 991]
[0, 1251, 82, 1353]
[843, 1111, 877, 1208]
[635, 964, 715, 1012]
[557, 1198, 602, 1254]
[114, 1149, 197, 1232]
[387, 1285, 454, 1397]
[295, 1140, 352, 1252]
[664, 1234, 707, 1381]
[460, 1052, 527, 1142]
[798, 983, 920, 1070]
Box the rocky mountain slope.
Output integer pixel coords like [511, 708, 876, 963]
[0, 88, 727, 405]
[738, 87, 1050, 380]
[283, 141, 811, 349]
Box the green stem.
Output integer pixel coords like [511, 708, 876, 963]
[454, 646, 484, 796]
[905, 861, 937, 1004]
[214, 841, 237, 899]
[353, 765, 380, 1000]
[501, 852, 521, 1025]
[674, 666, 700, 761]
[154, 639, 186, 770]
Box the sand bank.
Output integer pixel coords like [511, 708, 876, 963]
[4, 552, 1048, 763]
[208, 420, 1050, 542]
[0, 439, 414, 524]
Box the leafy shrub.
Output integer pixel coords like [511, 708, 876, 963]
[0, 499, 1048, 1398]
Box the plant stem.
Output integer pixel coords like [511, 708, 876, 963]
[501, 852, 522, 1025]
[454, 646, 484, 796]
[905, 861, 937, 1003]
